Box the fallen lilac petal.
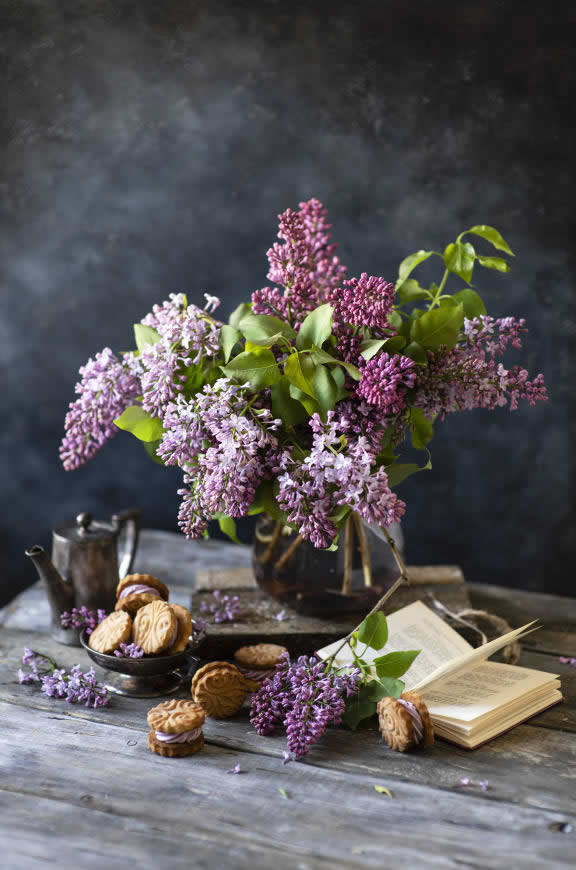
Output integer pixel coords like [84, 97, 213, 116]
[275, 610, 288, 622]
[226, 763, 243, 774]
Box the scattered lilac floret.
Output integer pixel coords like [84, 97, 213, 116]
[275, 610, 288, 622]
[226, 763, 243, 775]
[559, 657, 576, 668]
[457, 777, 489, 792]
[60, 607, 107, 635]
[114, 643, 145, 659]
[200, 590, 241, 624]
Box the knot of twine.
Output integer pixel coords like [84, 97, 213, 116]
[429, 598, 521, 665]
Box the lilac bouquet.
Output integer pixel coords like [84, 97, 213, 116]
[60, 199, 546, 551]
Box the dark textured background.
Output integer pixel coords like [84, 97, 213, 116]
[1, 1, 574, 607]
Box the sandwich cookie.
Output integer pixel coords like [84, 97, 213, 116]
[147, 699, 205, 757]
[377, 691, 434, 752]
[166, 604, 193, 655]
[233, 643, 287, 686]
[133, 600, 177, 654]
[191, 662, 257, 718]
[115, 573, 169, 615]
[88, 611, 132, 654]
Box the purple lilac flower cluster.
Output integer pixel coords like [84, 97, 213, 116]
[252, 199, 346, 322]
[166, 379, 283, 538]
[60, 607, 107, 635]
[114, 642, 145, 658]
[277, 412, 405, 548]
[199, 590, 241, 624]
[18, 649, 109, 708]
[329, 273, 395, 331]
[60, 349, 141, 470]
[250, 653, 361, 759]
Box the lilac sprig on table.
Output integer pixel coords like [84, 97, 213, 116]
[199, 590, 241, 624]
[559, 656, 576, 668]
[114, 642, 145, 659]
[18, 648, 109, 708]
[60, 606, 107, 635]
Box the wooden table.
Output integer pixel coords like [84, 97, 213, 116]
[1, 533, 575, 869]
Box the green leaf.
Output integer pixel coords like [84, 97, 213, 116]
[357, 612, 389, 651]
[373, 650, 421, 679]
[365, 677, 404, 701]
[452, 288, 487, 318]
[386, 456, 432, 488]
[215, 514, 240, 544]
[221, 348, 281, 389]
[278, 787, 290, 800]
[396, 278, 432, 305]
[181, 363, 205, 397]
[374, 785, 393, 797]
[410, 407, 434, 449]
[228, 302, 252, 329]
[444, 241, 475, 283]
[343, 687, 378, 730]
[313, 365, 339, 412]
[289, 383, 320, 416]
[284, 351, 317, 397]
[114, 405, 163, 442]
[239, 314, 296, 346]
[143, 439, 164, 465]
[359, 339, 386, 361]
[133, 324, 162, 354]
[330, 365, 348, 401]
[248, 480, 285, 520]
[410, 303, 464, 350]
[464, 225, 514, 256]
[329, 504, 351, 526]
[396, 250, 435, 288]
[270, 377, 309, 426]
[296, 304, 334, 350]
[402, 341, 428, 365]
[476, 255, 510, 273]
[219, 325, 241, 363]
[388, 310, 403, 329]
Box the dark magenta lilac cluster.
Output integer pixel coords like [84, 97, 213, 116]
[250, 653, 361, 760]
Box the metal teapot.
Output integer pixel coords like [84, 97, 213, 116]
[26, 508, 141, 645]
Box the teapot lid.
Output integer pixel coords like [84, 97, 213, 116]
[54, 512, 115, 543]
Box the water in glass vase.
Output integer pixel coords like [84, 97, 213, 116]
[252, 513, 404, 617]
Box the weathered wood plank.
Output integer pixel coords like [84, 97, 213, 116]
[1, 706, 575, 870]
[1, 629, 576, 817]
[470, 584, 576, 631]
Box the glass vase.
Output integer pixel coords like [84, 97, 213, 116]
[252, 513, 404, 617]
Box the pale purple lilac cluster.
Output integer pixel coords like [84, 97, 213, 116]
[114, 642, 145, 658]
[60, 607, 107, 635]
[250, 653, 361, 759]
[170, 379, 283, 538]
[60, 349, 141, 470]
[199, 590, 241, 623]
[18, 649, 109, 708]
[252, 198, 346, 322]
[277, 412, 405, 548]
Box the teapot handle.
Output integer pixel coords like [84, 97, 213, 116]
[112, 507, 141, 578]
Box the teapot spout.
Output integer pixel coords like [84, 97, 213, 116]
[25, 545, 75, 613]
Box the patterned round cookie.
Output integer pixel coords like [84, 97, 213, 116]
[234, 643, 287, 670]
[132, 600, 177, 654]
[166, 604, 193, 654]
[147, 731, 204, 758]
[147, 699, 206, 734]
[114, 592, 161, 616]
[88, 611, 132, 654]
[377, 691, 434, 752]
[116, 573, 169, 602]
[191, 662, 254, 718]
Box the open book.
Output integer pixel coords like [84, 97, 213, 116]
[319, 601, 562, 749]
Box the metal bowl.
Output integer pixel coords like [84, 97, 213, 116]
[80, 629, 205, 698]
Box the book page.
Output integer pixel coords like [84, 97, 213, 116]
[420, 660, 559, 723]
[410, 620, 538, 692]
[318, 601, 473, 687]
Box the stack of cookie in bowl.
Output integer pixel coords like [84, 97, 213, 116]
[88, 573, 194, 656]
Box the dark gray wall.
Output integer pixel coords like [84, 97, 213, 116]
[1, 1, 574, 607]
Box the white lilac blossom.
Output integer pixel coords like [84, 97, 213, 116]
[250, 653, 361, 760]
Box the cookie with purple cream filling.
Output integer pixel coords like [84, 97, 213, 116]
[233, 643, 287, 686]
[377, 691, 434, 752]
[115, 573, 169, 615]
[147, 699, 205, 757]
